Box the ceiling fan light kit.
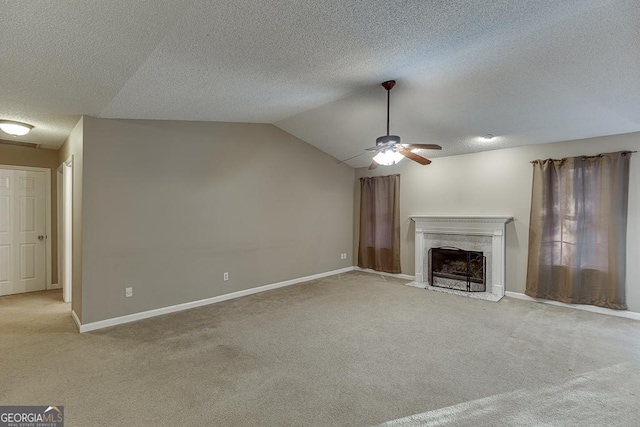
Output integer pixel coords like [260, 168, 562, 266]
[373, 149, 404, 166]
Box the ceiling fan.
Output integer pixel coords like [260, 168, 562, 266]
[339, 80, 442, 169]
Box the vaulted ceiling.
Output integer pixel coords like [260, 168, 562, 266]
[1, 0, 638, 167]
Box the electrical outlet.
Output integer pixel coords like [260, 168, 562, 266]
[223, 272, 229, 281]
[340, 253, 347, 259]
[125, 287, 133, 298]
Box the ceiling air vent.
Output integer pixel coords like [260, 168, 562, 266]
[0, 139, 40, 149]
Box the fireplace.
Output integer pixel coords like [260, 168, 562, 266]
[429, 247, 486, 292]
[409, 216, 513, 302]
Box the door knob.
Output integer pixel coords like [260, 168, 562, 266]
[38, 235, 45, 241]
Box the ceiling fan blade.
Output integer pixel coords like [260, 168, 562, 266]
[397, 148, 432, 165]
[336, 151, 368, 164]
[368, 161, 379, 170]
[402, 144, 442, 150]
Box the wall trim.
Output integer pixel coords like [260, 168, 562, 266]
[75, 267, 355, 333]
[71, 310, 81, 331]
[50, 283, 60, 290]
[354, 267, 415, 281]
[505, 291, 640, 321]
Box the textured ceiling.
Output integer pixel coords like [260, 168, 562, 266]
[1, 1, 638, 167]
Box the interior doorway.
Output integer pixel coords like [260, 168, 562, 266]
[57, 157, 73, 303]
[0, 165, 51, 296]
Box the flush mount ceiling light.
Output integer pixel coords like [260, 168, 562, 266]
[481, 134, 495, 141]
[0, 120, 34, 136]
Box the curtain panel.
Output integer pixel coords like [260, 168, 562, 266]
[358, 174, 401, 273]
[526, 151, 632, 309]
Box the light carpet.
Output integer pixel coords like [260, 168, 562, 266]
[1, 271, 639, 426]
[380, 363, 640, 426]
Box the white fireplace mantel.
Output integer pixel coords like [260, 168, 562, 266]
[410, 216, 513, 301]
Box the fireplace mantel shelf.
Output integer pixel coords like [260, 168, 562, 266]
[410, 215, 513, 224]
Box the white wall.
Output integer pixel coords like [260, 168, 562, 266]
[80, 117, 354, 324]
[355, 132, 640, 312]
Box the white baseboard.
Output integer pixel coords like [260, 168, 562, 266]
[76, 267, 355, 333]
[50, 283, 60, 290]
[71, 310, 81, 331]
[354, 267, 415, 281]
[505, 291, 640, 321]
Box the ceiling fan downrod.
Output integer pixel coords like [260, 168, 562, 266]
[382, 80, 395, 136]
[376, 80, 400, 147]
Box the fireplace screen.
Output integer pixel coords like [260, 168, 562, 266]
[428, 247, 486, 292]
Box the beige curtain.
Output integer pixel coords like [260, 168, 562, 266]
[358, 174, 401, 273]
[526, 151, 632, 309]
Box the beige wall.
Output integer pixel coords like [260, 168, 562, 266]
[354, 131, 640, 313]
[0, 142, 59, 284]
[80, 117, 354, 323]
[58, 118, 84, 320]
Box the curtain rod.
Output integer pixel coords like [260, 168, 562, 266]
[530, 151, 637, 164]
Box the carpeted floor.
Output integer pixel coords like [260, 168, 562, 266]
[1, 271, 639, 426]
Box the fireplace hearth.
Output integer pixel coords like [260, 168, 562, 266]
[429, 247, 486, 292]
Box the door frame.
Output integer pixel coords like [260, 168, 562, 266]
[57, 157, 73, 303]
[0, 164, 53, 290]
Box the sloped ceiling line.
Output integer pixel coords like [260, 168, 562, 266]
[0, 0, 637, 162]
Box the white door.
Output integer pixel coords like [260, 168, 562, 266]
[0, 168, 47, 295]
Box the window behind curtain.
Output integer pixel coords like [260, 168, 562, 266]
[526, 151, 632, 309]
[358, 174, 401, 273]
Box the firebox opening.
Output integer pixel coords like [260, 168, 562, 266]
[429, 247, 486, 292]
